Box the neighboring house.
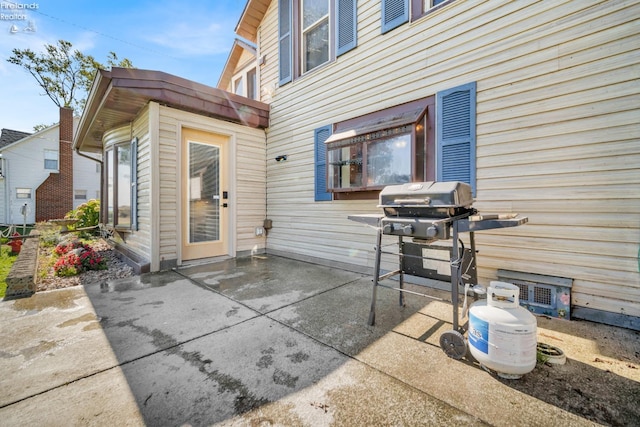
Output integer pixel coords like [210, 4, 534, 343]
[75, 0, 639, 331]
[0, 128, 31, 147]
[217, 38, 260, 101]
[0, 108, 101, 224]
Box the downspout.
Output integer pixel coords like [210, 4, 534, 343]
[74, 147, 103, 225]
[0, 154, 8, 224]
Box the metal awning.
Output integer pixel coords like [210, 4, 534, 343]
[74, 67, 270, 154]
[325, 97, 430, 144]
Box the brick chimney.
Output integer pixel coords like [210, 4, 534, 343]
[35, 107, 74, 222]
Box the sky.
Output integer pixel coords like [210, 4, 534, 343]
[0, 0, 247, 132]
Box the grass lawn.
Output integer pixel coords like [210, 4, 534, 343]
[0, 245, 19, 299]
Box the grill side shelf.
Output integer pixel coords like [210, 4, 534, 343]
[457, 216, 528, 233]
[346, 214, 528, 233]
[347, 214, 383, 227]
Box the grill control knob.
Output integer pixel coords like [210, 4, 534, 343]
[426, 225, 438, 238]
[402, 224, 414, 235]
[382, 223, 393, 234]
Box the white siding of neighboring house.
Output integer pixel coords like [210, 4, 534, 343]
[256, 1, 640, 320]
[0, 118, 100, 225]
[73, 152, 101, 208]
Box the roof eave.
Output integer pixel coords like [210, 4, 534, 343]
[235, 0, 272, 43]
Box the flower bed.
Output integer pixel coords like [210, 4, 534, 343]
[52, 240, 107, 277]
[37, 237, 134, 292]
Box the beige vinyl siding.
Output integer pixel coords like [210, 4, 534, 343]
[102, 113, 154, 265]
[129, 106, 153, 262]
[260, 0, 640, 317]
[158, 105, 267, 262]
[156, 105, 180, 267]
[257, 1, 278, 103]
[238, 49, 256, 71]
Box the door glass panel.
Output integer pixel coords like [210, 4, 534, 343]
[188, 141, 220, 243]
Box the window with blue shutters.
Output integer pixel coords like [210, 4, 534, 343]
[436, 82, 477, 195]
[279, 0, 357, 84]
[314, 125, 333, 201]
[382, 0, 409, 33]
[323, 97, 433, 196]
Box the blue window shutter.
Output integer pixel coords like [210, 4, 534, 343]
[130, 137, 138, 231]
[436, 82, 477, 195]
[314, 125, 332, 201]
[278, 0, 292, 85]
[382, 0, 409, 34]
[337, 0, 357, 56]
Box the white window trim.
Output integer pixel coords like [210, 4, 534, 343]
[232, 65, 258, 99]
[44, 149, 59, 171]
[301, 0, 331, 74]
[16, 187, 32, 199]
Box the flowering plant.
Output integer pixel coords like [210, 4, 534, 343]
[54, 240, 90, 257]
[53, 253, 81, 277]
[78, 247, 107, 271]
[53, 240, 107, 276]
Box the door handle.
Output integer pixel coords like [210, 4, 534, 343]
[222, 203, 228, 208]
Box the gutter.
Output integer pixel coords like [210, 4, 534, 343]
[74, 146, 102, 164]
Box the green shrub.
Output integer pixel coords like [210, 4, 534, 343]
[65, 199, 100, 236]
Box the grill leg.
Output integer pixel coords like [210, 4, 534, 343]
[451, 221, 460, 332]
[398, 236, 405, 307]
[368, 227, 383, 326]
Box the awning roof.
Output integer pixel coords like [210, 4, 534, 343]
[74, 67, 270, 154]
[326, 97, 430, 144]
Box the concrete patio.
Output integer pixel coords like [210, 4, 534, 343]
[0, 254, 638, 426]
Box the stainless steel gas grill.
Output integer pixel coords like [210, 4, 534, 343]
[348, 181, 528, 359]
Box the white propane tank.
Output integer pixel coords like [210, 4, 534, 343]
[468, 281, 537, 379]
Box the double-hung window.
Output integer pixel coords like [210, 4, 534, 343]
[44, 149, 58, 171]
[302, 0, 330, 73]
[279, 0, 357, 84]
[104, 137, 137, 230]
[232, 67, 258, 100]
[16, 188, 31, 199]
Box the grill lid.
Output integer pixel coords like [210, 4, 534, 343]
[379, 181, 473, 209]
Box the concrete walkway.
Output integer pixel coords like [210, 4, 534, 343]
[0, 254, 638, 426]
